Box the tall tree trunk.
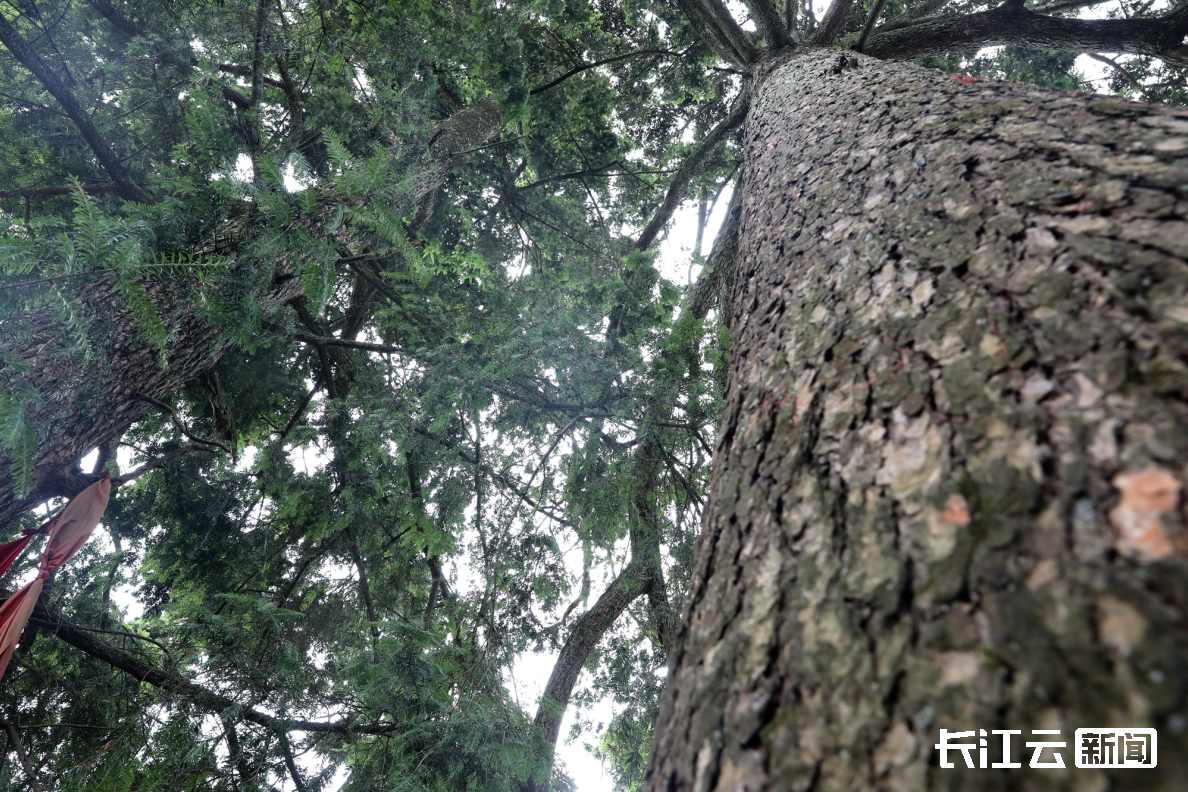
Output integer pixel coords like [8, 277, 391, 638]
[647, 49, 1188, 792]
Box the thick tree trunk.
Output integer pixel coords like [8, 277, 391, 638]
[647, 49, 1188, 791]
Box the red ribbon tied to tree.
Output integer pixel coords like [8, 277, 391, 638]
[0, 475, 111, 682]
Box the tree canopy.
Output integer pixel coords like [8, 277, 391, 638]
[0, 0, 1184, 791]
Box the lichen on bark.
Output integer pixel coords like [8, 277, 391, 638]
[647, 49, 1188, 792]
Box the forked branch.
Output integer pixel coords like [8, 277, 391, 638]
[811, 0, 857, 46]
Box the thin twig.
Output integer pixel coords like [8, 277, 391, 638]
[0, 183, 119, 199]
[278, 385, 319, 441]
[1087, 52, 1143, 88]
[111, 444, 219, 485]
[524, 415, 583, 490]
[530, 49, 681, 95]
[0, 717, 44, 792]
[0, 89, 70, 118]
[293, 333, 407, 355]
[446, 133, 533, 157]
[0, 268, 110, 292]
[134, 394, 231, 453]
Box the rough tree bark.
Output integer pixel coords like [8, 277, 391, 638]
[0, 272, 294, 527]
[647, 49, 1188, 791]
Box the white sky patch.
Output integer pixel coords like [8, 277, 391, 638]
[352, 67, 376, 102]
[232, 152, 255, 183]
[1076, 52, 1113, 90]
[725, 0, 755, 31]
[656, 185, 734, 289]
[284, 161, 310, 192]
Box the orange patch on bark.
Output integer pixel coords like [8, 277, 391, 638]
[941, 493, 970, 526]
[1109, 468, 1180, 561]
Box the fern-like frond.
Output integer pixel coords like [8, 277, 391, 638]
[0, 385, 41, 498]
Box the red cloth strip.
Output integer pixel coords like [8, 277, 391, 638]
[0, 477, 111, 682]
[0, 521, 55, 580]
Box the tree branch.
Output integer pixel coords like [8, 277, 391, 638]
[293, 333, 407, 356]
[0, 183, 120, 199]
[526, 184, 744, 787]
[871, 0, 952, 35]
[218, 63, 285, 91]
[221, 716, 255, 789]
[676, 0, 759, 68]
[530, 49, 680, 95]
[278, 385, 319, 441]
[529, 561, 652, 760]
[685, 182, 742, 322]
[0, 716, 44, 792]
[515, 160, 621, 190]
[0, 15, 150, 203]
[742, 0, 795, 49]
[249, 0, 270, 108]
[275, 56, 304, 145]
[406, 450, 453, 609]
[346, 531, 380, 647]
[134, 394, 232, 454]
[412, 427, 576, 529]
[633, 87, 749, 252]
[1032, 0, 1111, 14]
[87, 0, 139, 38]
[1087, 52, 1143, 88]
[865, 5, 1188, 65]
[27, 603, 396, 735]
[811, 0, 857, 46]
[110, 443, 219, 486]
[278, 732, 309, 792]
[853, 0, 891, 53]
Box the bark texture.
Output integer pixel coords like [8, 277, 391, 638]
[0, 272, 300, 529]
[647, 49, 1188, 792]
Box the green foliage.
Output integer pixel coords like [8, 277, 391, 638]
[0, 384, 39, 498]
